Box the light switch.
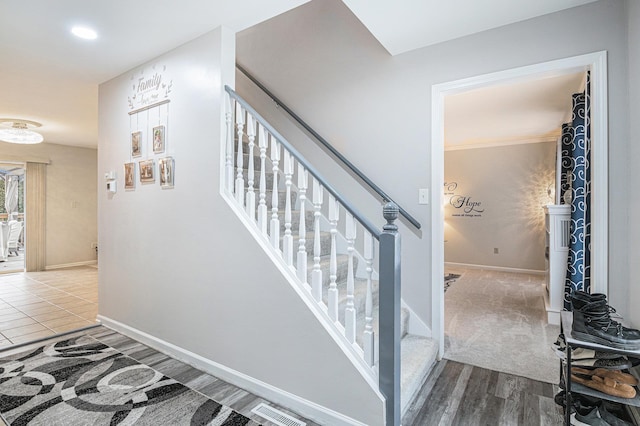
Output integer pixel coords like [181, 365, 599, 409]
[419, 188, 429, 205]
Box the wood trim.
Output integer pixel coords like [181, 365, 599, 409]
[431, 51, 609, 359]
[25, 162, 46, 271]
[128, 99, 170, 115]
[444, 262, 545, 275]
[0, 155, 49, 165]
[45, 260, 97, 270]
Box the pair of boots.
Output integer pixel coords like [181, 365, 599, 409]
[571, 291, 640, 350]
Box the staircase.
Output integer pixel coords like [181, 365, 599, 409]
[225, 88, 437, 424]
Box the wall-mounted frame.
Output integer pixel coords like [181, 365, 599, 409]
[139, 159, 155, 183]
[153, 125, 165, 154]
[131, 131, 142, 157]
[124, 162, 135, 190]
[158, 156, 174, 188]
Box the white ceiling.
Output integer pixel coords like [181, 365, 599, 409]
[445, 72, 586, 149]
[0, 0, 597, 149]
[341, 0, 599, 56]
[0, 0, 309, 148]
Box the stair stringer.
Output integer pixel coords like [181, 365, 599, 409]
[220, 189, 386, 419]
[401, 300, 431, 337]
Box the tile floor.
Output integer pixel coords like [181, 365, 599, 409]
[0, 266, 97, 347]
[0, 248, 24, 274]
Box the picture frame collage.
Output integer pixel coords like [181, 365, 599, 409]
[126, 122, 174, 190]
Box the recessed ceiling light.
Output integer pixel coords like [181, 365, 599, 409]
[71, 26, 97, 40]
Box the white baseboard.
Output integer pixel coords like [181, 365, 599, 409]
[445, 262, 545, 275]
[542, 287, 561, 325]
[45, 260, 97, 270]
[97, 315, 369, 426]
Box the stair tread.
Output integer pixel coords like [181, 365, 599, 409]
[400, 335, 438, 415]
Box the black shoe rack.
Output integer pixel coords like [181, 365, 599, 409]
[560, 311, 640, 425]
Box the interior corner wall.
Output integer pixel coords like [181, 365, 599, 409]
[0, 142, 97, 268]
[97, 27, 384, 426]
[236, 0, 631, 323]
[444, 142, 556, 271]
[626, 0, 639, 328]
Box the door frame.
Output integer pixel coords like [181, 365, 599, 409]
[430, 51, 608, 358]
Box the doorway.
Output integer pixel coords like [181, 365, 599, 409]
[0, 163, 25, 274]
[430, 51, 609, 360]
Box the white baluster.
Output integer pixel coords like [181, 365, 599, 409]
[245, 115, 256, 219]
[283, 151, 294, 266]
[235, 103, 245, 206]
[225, 94, 234, 193]
[296, 164, 308, 283]
[345, 212, 357, 343]
[312, 178, 324, 302]
[257, 125, 268, 234]
[363, 232, 375, 366]
[270, 142, 281, 250]
[328, 196, 339, 322]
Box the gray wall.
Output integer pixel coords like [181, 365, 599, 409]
[98, 28, 383, 425]
[237, 0, 631, 324]
[0, 142, 97, 267]
[444, 142, 556, 271]
[627, 0, 639, 328]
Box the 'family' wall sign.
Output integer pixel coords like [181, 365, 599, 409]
[128, 64, 173, 113]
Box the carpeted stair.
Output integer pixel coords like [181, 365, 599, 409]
[235, 139, 436, 415]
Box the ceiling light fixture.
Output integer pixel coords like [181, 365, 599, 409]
[71, 26, 97, 40]
[0, 119, 44, 144]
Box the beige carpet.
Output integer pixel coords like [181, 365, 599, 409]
[444, 267, 560, 384]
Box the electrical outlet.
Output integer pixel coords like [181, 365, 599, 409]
[91, 242, 98, 249]
[494, 248, 499, 254]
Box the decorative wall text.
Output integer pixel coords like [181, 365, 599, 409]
[128, 64, 173, 111]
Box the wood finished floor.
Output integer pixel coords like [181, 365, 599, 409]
[0, 267, 565, 425]
[403, 359, 564, 426]
[0, 325, 318, 426]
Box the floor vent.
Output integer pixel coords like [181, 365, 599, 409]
[251, 403, 306, 426]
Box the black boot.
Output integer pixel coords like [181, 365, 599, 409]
[572, 299, 640, 350]
[572, 291, 606, 308]
[572, 291, 640, 338]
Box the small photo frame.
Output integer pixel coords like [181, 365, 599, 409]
[153, 125, 165, 154]
[131, 131, 142, 157]
[124, 162, 135, 190]
[139, 159, 155, 183]
[158, 157, 174, 188]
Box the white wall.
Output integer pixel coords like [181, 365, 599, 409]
[237, 0, 631, 323]
[444, 142, 556, 272]
[0, 142, 97, 268]
[627, 0, 639, 328]
[98, 27, 383, 426]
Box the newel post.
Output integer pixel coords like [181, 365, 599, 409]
[379, 202, 401, 426]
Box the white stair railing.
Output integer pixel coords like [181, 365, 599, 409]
[225, 87, 402, 426]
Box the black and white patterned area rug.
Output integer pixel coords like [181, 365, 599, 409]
[444, 273, 461, 293]
[0, 335, 259, 425]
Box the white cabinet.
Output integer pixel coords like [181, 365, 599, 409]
[543, 204, 571, 324]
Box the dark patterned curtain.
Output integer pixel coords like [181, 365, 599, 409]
[560, 123, 573, 202]
[563, 72, 592, 310]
